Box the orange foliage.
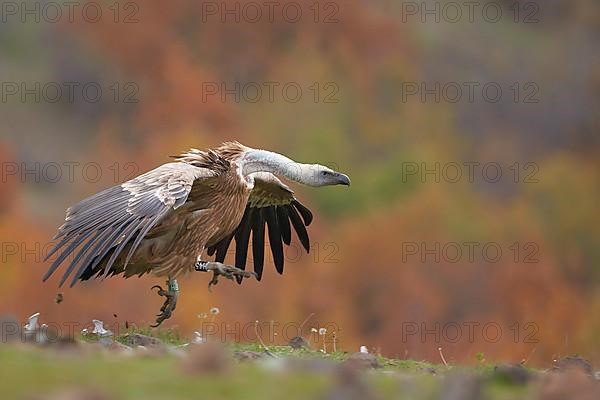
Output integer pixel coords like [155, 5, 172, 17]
[1, 0, 598, 368]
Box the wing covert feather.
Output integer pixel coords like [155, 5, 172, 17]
[45, 162, 220, 286]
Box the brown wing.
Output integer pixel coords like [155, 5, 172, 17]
[207, 173, 313, 282]
[44, 162, 220, 287]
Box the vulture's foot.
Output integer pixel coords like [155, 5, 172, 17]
[150, 279, 179, 327]
[195, 261, 257, 291]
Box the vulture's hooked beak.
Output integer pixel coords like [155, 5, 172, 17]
[337, 173, 351, 186]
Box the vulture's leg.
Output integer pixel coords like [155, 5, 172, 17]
[195, 261, 257, 291]
[150, 278, 179, 327]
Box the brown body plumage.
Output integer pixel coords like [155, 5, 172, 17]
[44, 142, 350, 288]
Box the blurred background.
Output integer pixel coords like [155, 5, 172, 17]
[0, 0, 598, 367]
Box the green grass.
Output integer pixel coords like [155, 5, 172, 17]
[114, 326, 187, 346]
[113, 327, 448, 372]
[0, 345, 329, 400]
[0, 330, 543, 400]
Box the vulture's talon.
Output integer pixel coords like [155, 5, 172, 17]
[151, 279, 179, 327]
[197, 261, 256, 289]
[151, 285, 168, 297]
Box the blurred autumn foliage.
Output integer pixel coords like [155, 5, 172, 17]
[0, 0, 599, 367]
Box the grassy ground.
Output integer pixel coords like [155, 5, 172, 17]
[0, 328, 595, 400]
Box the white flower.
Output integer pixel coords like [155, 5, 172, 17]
[81, 328, 89, 336]
[210, 307, 220, 315]
[311, 328, 318, 333]
[318, 328, 327, 336]
[360, 345, 369, 354]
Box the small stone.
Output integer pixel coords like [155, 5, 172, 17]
[288, 336, 308, 349]
[493, 364, 531, 385]
[122, 333, 164, 349]
[181, 342, 230, 375]
[541, 368, 598, 400]
[345, 352, 381, 369]
[233, 350, 264, 362]
[98, 337, 114, 347]
[553, 356, 593, 376]
[107, 341, 133, 354]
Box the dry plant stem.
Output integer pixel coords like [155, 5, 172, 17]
[270, 320, 275, 342]
[332, 332, 337, 353]
[254, 320, 275, 358]
[298, 313, 315, 345]
[438, 347, 449, 367]
[299, 313, 315, 332]
[522, 346, 536, 365]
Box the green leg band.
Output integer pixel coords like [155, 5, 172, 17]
[167, 279, 179, 293]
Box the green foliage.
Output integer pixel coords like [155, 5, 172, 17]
[476, 352, 486, 363]
[114, 326, 186, 346]
[0, 343, 542, 400]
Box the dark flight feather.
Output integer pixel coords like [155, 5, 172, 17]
[215, 233, 234, 263]
[251, 209, 266, 280]
[288, 205, 310, 252]
[234, 208, 254, 277]
[206, 246, 217, 257]
[265, 207, 284, 274]
[211, 196, 313, 280]
[277, 206, 292, 245]
[292, 200, 313, 226]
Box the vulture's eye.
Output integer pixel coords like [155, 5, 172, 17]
[321, 171, 328, 176]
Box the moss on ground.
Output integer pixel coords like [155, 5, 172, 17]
[0, 329, 577, 400]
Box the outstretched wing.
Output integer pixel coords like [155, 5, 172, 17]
[44, 162, 219, 287]
[207, 172, 313, 282]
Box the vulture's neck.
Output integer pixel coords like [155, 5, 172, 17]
[239, 149, 318, 186]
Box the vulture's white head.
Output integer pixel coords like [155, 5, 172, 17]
[300, 164, 351, 187]
[239, 148, 350, 187]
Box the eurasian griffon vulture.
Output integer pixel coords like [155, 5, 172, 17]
[44, 142, 350, 325]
